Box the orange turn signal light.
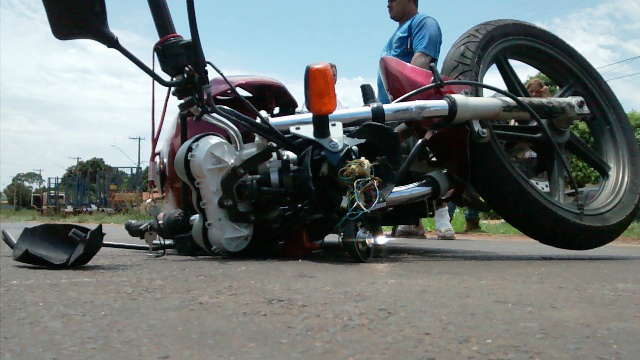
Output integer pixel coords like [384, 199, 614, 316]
[304, 63, 337, 116]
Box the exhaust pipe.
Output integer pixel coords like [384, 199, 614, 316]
[384, 171, 451, 207]
[385, 181, 433, 206]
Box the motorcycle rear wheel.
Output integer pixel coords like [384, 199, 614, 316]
[441, 20, 640, 250]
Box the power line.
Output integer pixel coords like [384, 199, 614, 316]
[603, 65, 640, 78]
[596, 56, 640, 69]
[129, 136, 146, 172]
[606, 72, 640, 82]
[599, 58, 638, 76]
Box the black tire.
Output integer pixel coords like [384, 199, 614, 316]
[441, 20, 640, 250]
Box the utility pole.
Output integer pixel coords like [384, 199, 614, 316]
[13, 179, 17, 211]
[13, 173, 23, 211]
[128, 136, 145, 173]
[129, 137, 145, 197]
[33, 168, 45, 187]
[68, 156, 81, 165]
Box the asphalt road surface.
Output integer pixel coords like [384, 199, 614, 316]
[1, 222, 639, 360]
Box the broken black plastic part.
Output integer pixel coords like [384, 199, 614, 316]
[11, 224, 105, 268]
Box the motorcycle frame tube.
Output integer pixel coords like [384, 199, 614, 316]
[201, 114, 244, 151]
[270, 100, 451, 131]
[102, 242, 173, 252]
[180, 113, 190, 215]
[269, 95, 586, 132]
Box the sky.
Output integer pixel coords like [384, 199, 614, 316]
[1, 0, 639, 190]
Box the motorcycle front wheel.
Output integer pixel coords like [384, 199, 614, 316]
[441, 20, 640, 250]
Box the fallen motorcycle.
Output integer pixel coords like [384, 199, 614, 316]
[10, 0, 637, 265]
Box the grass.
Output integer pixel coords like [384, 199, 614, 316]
[406, 208, 638, 239]
[479, 221, 523, 236]
[624, 221, 640, 239]
[419, 209, 522, 236]
[0, 208, 150, 224]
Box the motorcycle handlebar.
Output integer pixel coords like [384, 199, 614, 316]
[148, 0, 177, 38]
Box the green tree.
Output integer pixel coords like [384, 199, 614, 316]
[61, 158, 117, 204]
[62, 157, 112, 183]
[141, 165, 149, 191]
[2, 172, 42, 209]
[16, 172, 44, 188]
[628, 110, 640, 146]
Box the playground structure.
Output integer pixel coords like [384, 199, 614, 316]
[31, 167, 147, 215]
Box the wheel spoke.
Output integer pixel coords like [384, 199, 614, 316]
[554, 82, 576, 98]
[547, 146, 569, 203]
[494, 56, 529, 97]
[566, 132, 611, 178]
[492, 124, 546, 144]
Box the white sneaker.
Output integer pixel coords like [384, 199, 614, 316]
[435, 207, 456, 240]
[436, 227, 456, 240]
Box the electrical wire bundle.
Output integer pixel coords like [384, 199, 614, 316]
[336, 158, 382, 227]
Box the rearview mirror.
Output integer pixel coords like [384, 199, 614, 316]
[42, 0, 119, 48]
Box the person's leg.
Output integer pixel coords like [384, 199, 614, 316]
[394, 222, 426, 238]
[463, 207, 481, 232]
[465, 207, 479, 220]
[435, 201, 455, 240]
[393, 135, 426, 238]
[447, 201, 456, 220]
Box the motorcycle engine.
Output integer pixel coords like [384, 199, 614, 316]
[174, 134, 256, 254]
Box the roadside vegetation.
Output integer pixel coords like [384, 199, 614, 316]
[423, 208, 639, 239]
[421, 209, 523, 236]
[0, 208, 150, 224]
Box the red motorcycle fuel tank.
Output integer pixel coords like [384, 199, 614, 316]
[379, 55, 468, 102]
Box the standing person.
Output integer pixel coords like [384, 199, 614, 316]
[447, 202, 482, 232]
[329, 63, 348, 110]
[377, 0, 442, 103]
[525, 78, 552, 98]
[379, 0, 454, 240]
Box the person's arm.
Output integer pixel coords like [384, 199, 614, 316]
[409, 16, 442, 70]
[541, 85, 552, 98]
[410, 52, 433, 70]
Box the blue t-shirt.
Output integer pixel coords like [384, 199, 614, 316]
[377, 14, 442, 104]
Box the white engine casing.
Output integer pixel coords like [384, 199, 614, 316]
[175, 135, 255, 254]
